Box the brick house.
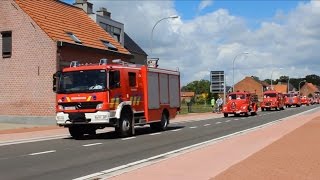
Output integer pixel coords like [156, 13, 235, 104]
[0, 0, 131, 118]
[300, 83, 320, 97]
[180, 92, 195, 103]
[234, 76, 269, 101]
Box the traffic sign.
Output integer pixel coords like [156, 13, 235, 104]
[210, 71, 225, 93]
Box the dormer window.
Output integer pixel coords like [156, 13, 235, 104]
[101, 40, 118, 51]
[66, 32, 82, 44]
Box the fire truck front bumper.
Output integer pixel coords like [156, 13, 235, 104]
[56, 111, 116, 125]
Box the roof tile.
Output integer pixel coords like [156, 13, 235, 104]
[15, 0, 130, 55]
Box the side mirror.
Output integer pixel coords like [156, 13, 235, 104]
[53, 71, 61, 92]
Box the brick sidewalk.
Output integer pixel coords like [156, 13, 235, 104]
[214, 114, 320, 180]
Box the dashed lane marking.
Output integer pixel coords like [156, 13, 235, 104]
[149, 132, 162, 136]
[189, 126, 198, 129]
[225, 120, 231, 122]
[29, 150, 56, 156]
[215, 122, 222, 124]
[121, 137, 136, 140]
[171, 129, 182, 132]
[234, 119, 239, 121]
[204, 124, 211, 126]
[82, 143, 103, 147]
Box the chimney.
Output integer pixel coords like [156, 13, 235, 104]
[73, 0, 93, 14]
[96, 7, 111, 18]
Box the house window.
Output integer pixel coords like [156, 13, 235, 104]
[66, 32, 82, 44]
[100, 23, 121, 43]
[129, 72, 136, 87]
[101, 40, 118, 51]
[1, 31, 12, 58]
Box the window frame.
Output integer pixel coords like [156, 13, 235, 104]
[1, 31, 12, 58]
[128, 72, 137, 87]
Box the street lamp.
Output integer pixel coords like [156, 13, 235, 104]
[287, 76, 290, 93]
[299, 80, 306, 95]
[270, 67, 283, 89]
[150, 15, 179, 57]
[232, 52, 249, 92]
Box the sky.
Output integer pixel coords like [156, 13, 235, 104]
[63, 0, 319, 86]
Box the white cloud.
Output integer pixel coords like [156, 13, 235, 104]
[88, 0, 320, 86]
[198, 0, 214, 12]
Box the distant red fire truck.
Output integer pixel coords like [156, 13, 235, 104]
[222, 91, 258, 117]
[284, 92, 301, 108]
[53, 59, 180, 138]
[260, 90, 285, 111]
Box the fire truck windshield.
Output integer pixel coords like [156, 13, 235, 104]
[264, 93, 277, 98]
[58, 70, 106, 93]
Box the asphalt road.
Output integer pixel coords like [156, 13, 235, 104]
[0, 105, 318, 180]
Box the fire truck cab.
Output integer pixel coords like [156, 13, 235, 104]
[284, 92, 301, 108]
[53, 59, 180, 138]
[222, 91, 258, 117]
[260, 90, 285, 111]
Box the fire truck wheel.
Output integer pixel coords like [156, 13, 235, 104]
[150, 111, 169, 131]
[251, 111, 257, 116]
[261, 108, 265, 111]
[68, 126, 84, 139]
[223, 113, 228, 117]
[117, 110, 133, 138]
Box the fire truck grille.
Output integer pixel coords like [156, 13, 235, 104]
[266, 102, 271, 106]
[59, 102, 102, 110]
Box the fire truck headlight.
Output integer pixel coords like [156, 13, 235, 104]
[242, 106, 247, 110]
[56, 116, 64, 121]
[96, 103, 103, 109]
[58, 105, 64, 110]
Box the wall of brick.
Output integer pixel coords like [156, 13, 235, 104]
[234, 77, 264, 101]
[0, 1, 132, 117]
[0, 0, 57, 116]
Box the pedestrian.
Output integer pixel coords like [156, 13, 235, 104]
[211, 97, 216, 113]
[216, 96, 223, 113]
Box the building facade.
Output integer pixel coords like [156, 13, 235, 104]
[300, 83, 320, 97]
[234, 77, 269, 101]
[0, 0, 131, 118]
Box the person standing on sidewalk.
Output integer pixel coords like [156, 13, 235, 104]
[211, 97, 216, 113]
[216, 96, 223, 113]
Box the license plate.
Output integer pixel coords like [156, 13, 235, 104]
[65, 106, 76, 110]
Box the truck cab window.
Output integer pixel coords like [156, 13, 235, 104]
[129, 72, 136, 87]
[109, 70, 120, 89]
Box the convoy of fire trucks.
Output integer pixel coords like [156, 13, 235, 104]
[53, 59, 180, 138]
[52, 59, 319, 139]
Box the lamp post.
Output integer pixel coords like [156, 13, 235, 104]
[299, 80, 306, 95]
[232, 52, 249, 92]
[287, 76, 290, 93]
[270, 67, 283, 89]
[150, 15, 179, 57]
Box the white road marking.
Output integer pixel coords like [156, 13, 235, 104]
[0, 134, 70, 147]
[82, 143, 103, 147]
[204, 124, 211, 126]
[215, 122, 222, 124]
[171, 129, 182, 132]
[149, 132, 161, 136]
[73, 172, 105, 180]
[241, 118, 245, 120]
[74, 107, 320, 180]
[259, 115, 263, 117]
[29, 150, 56, 156]
[234, 119, 239, 121]
[225, 120, 231, 122]
[121, 137, 136, 140]
[189, 126, 198, 129]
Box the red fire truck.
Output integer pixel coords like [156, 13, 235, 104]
[284, 92, 301, 107]
[53, 59, 180, 138]
[222, 91, 258, 117]
[300, 96, 310, 106]
[260, 90, 285, 111]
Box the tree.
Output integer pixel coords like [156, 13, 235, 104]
[181, 79, 212, 104]
[305, 74, 320, 86]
